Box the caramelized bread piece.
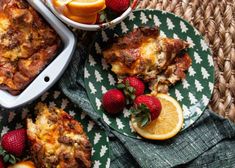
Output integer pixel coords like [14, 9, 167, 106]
[0, 0, 61, 95]
[103, 27, 189, 80]
[103, 27, 191, 93]
[27, 103, 92, 168]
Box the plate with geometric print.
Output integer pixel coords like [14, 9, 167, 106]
[84, 9, 215, 138]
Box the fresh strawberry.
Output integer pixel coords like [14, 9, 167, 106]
[117, 76, 145, 102]
[1, 129, 26, 157]
[102, 89, 126, 114]
[106, 0, 130, 14]
[0, 156, 5, 168]
[123, 77, 145, 97]
[131, 95, 162, 127]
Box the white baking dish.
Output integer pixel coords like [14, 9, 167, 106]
[0, 0, 76, 109]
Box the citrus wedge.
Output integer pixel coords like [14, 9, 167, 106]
[63, 7, 97, 24]
[66, 0, 106, 16]
[131, 94, 184, 140]
[53, 0, 73, 7]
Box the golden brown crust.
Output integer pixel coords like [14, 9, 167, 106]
[0, 0, 61, 95]
[103, 26, 192, 93]
[103, 27, 189, 81]
[27, 103, 92, 168]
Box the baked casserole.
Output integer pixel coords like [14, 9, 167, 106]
[27, 103, 92, 168]
[103, 27, 192, 93]
[0, 0, 61, 95]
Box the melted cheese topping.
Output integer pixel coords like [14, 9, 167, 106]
[103, 27, 189, 82]
[106, 37, 159, 77]
[0, 0, 60, 95]
[0, 13, 10, 34]
[30, 106, 80, 155]
[140, 38, 157, 66]
[27, 103, 91, 168]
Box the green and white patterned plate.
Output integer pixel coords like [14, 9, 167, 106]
[84, 9, 215, 138]
[0, 89, 110, 168]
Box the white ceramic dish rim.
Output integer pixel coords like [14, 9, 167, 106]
[0, 0, 76, 109]
[45, 0, 139, 31]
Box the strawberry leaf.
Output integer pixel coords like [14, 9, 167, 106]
[117, 80, 136, 104]
[0, 146, 17, 164]
[127, 86, 135, 93]
[0, 147, 5, 155]
[123, 90, 129, 96]
[99, 11, 106, 22]
[130, 94, 136, 100]
[131, 104, 151, 127]
[139, 104, 149, 112]
[117, 83, 125, 89]
[130, 107, 141, 115]
[140, 116, 150, 127]
[3, 154, 9, 162]
[8, 154, 16, 164]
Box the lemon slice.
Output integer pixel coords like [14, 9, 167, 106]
[131, 94, 184, 140]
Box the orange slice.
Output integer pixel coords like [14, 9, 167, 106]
[8, 161, 36, 168]
[63, 7, 97, 24]
[66, 0, 106, 16]
[67, 14, 97, 24]
[53, 0, 73, 7]
[131, 94, 184, 140]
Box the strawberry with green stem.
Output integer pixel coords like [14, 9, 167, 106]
[131, 95, 162, 127]
[0, 147, 16, 165]
[0, 129, 26, 164]
[117, 76, 145, 103]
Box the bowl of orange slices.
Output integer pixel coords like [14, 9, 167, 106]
[46, 0, 139, 31]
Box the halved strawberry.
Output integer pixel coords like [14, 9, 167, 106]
[131, 95, 162, 127]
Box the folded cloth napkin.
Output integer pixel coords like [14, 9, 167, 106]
[59, 41, 235, 168]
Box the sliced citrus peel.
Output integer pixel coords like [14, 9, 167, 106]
[67, 0, 106, 16]
[53, 0, 73, 6]
[131, 94, 184, 140]
[53, 0, 106, 24]
[63, 7, 98, 24]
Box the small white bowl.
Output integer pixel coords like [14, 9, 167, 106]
[45, 0, 139, 31]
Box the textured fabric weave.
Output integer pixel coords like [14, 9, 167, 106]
[138, 0, 235, 123]
[59, 42, 235, 168]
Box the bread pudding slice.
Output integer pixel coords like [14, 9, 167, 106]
[0, 0, 61, 95]
[27, 103, 92, 168]
[103, 27, 192, 93]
